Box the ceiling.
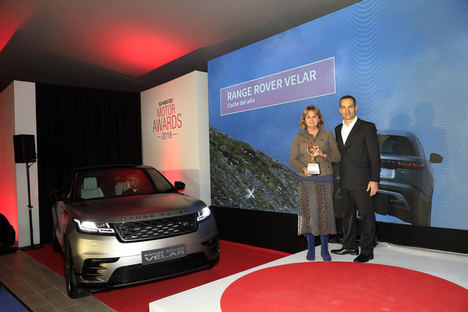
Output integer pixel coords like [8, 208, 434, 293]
[0, 0, 359, 93]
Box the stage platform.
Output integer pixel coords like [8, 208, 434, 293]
[149, 242, 468, 312]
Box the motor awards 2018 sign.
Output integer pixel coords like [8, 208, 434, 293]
[153, 98, 183, 140]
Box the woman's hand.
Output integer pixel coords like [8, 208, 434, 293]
[312, 145, 321, 157]
[313, 146, 327, 158]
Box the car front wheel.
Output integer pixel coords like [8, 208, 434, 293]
[52, 231, 60, 252]
[64, 242, 89, 298]
[412, 198, 431, 227]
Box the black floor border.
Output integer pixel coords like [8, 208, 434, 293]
[211, 206, 468, 254]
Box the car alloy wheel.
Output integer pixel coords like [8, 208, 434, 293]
[64, 242, 89, 298]
[52, 231, 60, 252]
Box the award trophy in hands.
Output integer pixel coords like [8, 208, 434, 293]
[306, 141, 321, 175]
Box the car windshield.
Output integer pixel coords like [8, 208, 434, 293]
[378, 135, 418, 156]
[76, 168, 173, 200]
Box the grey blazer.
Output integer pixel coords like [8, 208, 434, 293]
[290, 129, 341, 177]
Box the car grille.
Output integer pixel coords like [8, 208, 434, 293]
[113, 213, 198, 242]
[108, 252, 210, 286]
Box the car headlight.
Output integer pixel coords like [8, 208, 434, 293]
[74, 219, 115, 234]
[197, 207, 211, 222]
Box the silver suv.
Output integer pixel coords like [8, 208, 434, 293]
[50, 165, 219, 298]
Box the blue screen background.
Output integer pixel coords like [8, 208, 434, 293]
[208, 0, 468, 230]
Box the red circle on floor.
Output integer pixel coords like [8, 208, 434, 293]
[220, 262, 468, 312]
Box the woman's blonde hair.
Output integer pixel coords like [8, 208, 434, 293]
[299, 105, 324, 130]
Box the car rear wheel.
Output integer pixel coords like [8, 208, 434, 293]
[52, 231, 60, 252]
[64, 242, 89, 298]
[412, 198, 431, 227]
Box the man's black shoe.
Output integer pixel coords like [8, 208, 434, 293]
[353, 253, 374, 263]
[330, 247, 359, 255]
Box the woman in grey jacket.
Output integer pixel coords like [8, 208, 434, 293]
[290, 105, 341, 261]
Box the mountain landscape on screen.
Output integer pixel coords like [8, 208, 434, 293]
[209, 126, 298, 213]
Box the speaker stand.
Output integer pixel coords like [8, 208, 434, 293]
[20, 162, 42, 250]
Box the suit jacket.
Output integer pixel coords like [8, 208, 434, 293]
[335, 119, 380, 190]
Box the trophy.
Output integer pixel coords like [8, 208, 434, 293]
[306, 140, 321, 175]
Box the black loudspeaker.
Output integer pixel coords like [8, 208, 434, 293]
[13, 134, 36, 163]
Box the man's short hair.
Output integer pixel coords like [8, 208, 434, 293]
[339, 95, 356, 105]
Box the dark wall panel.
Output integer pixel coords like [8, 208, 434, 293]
[212, 207, 468, 254]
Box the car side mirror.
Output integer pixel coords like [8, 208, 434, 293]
[429, 153, 443, 164]
[174, 181, 185, 191]
[49, 189, 65, 202]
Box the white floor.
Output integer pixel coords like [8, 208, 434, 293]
[149, 242, 468, 312]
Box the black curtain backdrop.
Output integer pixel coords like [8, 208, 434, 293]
[35, 83, 142, 243]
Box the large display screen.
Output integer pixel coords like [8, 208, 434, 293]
[208, 0, 468, 230]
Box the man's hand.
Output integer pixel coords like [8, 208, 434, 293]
[367, 181, 379, 196]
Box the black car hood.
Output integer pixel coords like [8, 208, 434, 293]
[69, 192, 205, 223]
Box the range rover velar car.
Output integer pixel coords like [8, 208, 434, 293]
[50, 165, 219, 298]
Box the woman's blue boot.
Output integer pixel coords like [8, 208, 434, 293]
[320, 235, 331, 261]
[305, 233, 315, 260]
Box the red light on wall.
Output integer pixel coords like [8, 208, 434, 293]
[0, 82, 19, 242]
[62, 24, 196, 77]
[0, 0, 36, 52]
[105, 29, 193, 77]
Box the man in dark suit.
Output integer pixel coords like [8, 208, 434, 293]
[332, 95, 380, 262]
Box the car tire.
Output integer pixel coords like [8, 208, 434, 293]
[64, 242, 90, 298]
[52, 231, 60, 252]
[412, 198, 431, 227]
[209, 255, 220, 268]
